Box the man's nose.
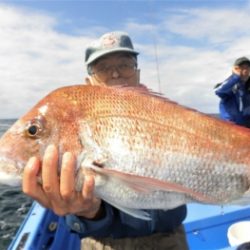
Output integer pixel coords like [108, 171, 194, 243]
[111, 68, 120, 78]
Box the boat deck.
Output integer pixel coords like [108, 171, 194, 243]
[185, 204, 250, 249]
[8, 202, 250, 250]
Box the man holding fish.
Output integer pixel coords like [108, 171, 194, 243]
[22, 31, 189, 249]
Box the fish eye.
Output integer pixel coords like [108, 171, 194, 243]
[26, 120, 43, 138]
[28, 125, 39, 136]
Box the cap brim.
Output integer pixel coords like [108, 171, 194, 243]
[85, 48, 139, 65]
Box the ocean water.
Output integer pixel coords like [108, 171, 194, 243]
[0, 119, 32, 250]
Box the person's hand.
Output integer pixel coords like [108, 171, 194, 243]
[232, 65, 241, 76]
[232, 65, 250, 82]
[22, 144, 102, 219]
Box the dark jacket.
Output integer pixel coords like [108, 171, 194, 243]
[66, 203, 187, 238]
[214, 73, 250, 127]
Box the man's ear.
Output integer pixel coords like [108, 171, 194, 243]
[136, 69, 140, 85]
[85, 76, 106, 86]
[85, 76, 93, 85]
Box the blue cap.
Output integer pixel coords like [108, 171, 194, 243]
[85, 31, 139, 66]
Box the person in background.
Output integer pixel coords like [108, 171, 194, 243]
[22, 31, 189, 250]
[214, 57, 250, 127]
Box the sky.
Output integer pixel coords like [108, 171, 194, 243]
[1, 0, 250, 118]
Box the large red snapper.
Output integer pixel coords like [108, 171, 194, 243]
[0, 84, 250, 220]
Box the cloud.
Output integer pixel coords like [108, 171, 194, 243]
[0, 4, 91, 118]
[1, 3, 250, 119]
[163, 8, 250, 44]
[126, 5, 250, 113]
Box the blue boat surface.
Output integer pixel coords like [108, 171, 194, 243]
[8, 202, 250, 250]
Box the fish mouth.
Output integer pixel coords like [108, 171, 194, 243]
[0, 156, 24, 187]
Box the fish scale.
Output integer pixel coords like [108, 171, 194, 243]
[0, 84, 250, 220]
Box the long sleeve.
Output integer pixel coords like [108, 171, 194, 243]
[65, 203, 187, 239]
[65, 202, 114, 238]
[214, 74, 241, 98]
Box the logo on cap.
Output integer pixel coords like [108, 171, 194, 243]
[101, 33, 120, 48]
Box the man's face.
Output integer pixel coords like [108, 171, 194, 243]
[239, 64, 250, 78]
[87, 52, 139, 86]
[234, 63, 250, 82]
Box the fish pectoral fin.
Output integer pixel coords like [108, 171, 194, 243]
[75, 160, 108, 191]
[78, 165, 151, 220]
[77, 150, 109, 190]
[89, 165, 214, 203]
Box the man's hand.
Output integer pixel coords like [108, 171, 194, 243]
[22, 144, 102, 219]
